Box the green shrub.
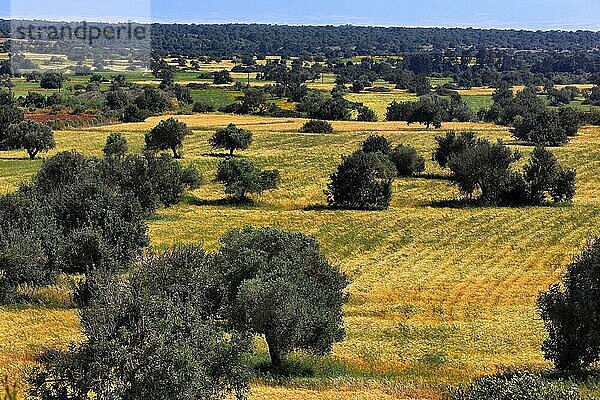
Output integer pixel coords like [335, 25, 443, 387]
[389, 144, 425, 176]
[361, 135, 391, 155]
[326, 150, 397, 210]
[538, 238, 600, 370]
[357, 106, 378, 122]
[192, 102, 215, 113]
[215, 158, 279, 201]
[449, 373, 581, 400]
[299, 120, 334, 134]
[103, 133, 128, 159]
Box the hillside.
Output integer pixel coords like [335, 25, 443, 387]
[2, 114, 600, 398]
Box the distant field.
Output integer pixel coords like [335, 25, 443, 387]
[346, 91, 418, 119]
[3, 113, 600, 398]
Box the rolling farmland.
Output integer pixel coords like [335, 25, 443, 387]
[2, 113, 600, 398]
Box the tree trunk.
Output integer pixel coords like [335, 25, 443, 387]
[265, 333, 282, 368]
[172, 147, 181, 159]
[229, 148, 235, 156]
[27, 149, 37, 160]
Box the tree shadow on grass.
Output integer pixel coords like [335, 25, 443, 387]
[427, 197, 571, 209]
[184, 194, 256, 208]
[254, 359, 316, 379]
[540, 368, 600, 384]
[303, 203, 389, 212]
[414, 172, 453, 181]
[427, 198, 482, 209]
[200, 152, 247, 158]
[304, 203, 329, 211]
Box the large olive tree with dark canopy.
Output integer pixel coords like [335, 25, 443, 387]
[28, 246, 251, 400]
[538, 238, 600, 371]
[213, 227, 348, 368]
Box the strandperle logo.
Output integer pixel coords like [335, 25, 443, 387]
[13, 21, 148, 46]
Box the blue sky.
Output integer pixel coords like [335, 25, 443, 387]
[4, 0, 600, 30]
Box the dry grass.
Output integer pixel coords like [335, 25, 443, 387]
[3, 113, 600, 398]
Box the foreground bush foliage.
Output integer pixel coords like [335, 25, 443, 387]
[29, 228, 348, 397]
[449, 373, 582, 400]
[28, 246, 251, 400]
[538, 238, 600, 371]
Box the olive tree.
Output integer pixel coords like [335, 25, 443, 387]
[4, 120, 54, 159]
[361, 135, 391, 155]
[433, 131, 477, 169]
[389, 144, 425, 176]
[326, 150, 397, 210]
[214, 227, 348, 368]
[447, 138, 521, 204]
[538, 238, 600, 371]
[0, 193, 61, 302]
[209, 124, 253, 156]
[215, 158, 279, 201]
[28, 246, 251, 400]
[145, 118, 191, 159]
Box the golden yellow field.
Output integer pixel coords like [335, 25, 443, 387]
[2, 114, 600, 399]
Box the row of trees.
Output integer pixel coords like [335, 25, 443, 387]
[386, 93, 473, 128]
[0, 139, 201, 301]
[434, 131, 576, 205]
[485, 85, 582, 146]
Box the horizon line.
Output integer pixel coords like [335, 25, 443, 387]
[3, 18, 600, 33]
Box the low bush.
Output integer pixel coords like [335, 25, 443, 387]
[449, 373, 581, 400]
[299, 120, 334, 134]
[192, 102, 215, 113]
[389, 144, 425, 176]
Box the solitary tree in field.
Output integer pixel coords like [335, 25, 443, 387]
[215, 158, 279, 201]
[214, 227, 348, 368]
[145, 118, 191, 159]
[326, 150, 397, 210]
[389, 144, 425, 176]
[4, 120, 55, 159]
[209, 124, 253, 156]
